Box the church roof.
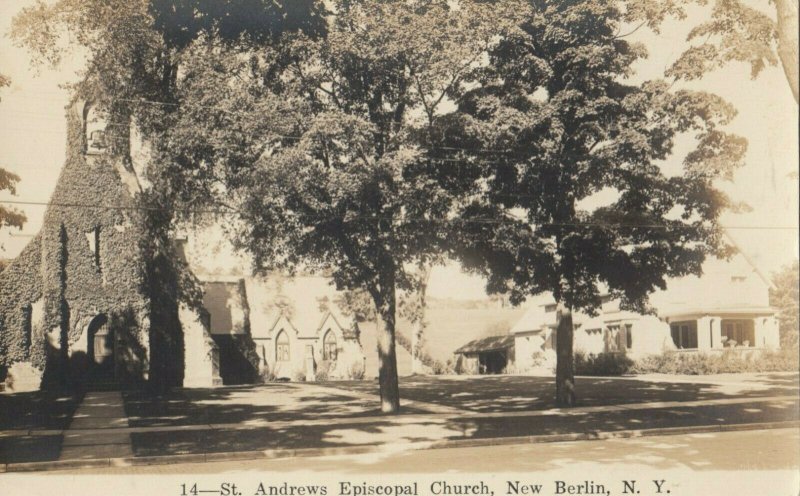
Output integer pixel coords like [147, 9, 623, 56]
[244, 275, 358, 339]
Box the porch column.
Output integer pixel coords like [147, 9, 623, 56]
[754, 317, 779, 348]
[697, 316, 713, 350]
[708, 317, 722, 349]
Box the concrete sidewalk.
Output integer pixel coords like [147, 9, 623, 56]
[58, 391, 133, 461]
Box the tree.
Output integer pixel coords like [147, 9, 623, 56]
[151, 1, 518, 413]
[339, 263, 433, 375]
[334, 288, 377, 325]
[11, 0, 325, 150]
[402, 263, 433, 375]
[770, 261, 799, 348]
[624, 0, 798, 102]
[0, 73, 26, 241]
[453, 0, 745, 406]
[10, 0, 325, 393]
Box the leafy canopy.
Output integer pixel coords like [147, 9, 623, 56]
[453, 0, 746, 314]
[0, 74, 26, 238]
[149, 0, 521, 302]
[770, 261, 799, 348]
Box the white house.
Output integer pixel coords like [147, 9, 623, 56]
[511, 252, 780, 372]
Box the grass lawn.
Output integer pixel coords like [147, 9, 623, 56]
[0, 390, 82, 430]
[122, 382, 429, 428]
[328, 373, 800, 413]
[0, 435, 63, 464]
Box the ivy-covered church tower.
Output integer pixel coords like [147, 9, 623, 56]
[0, 100, 160, 391]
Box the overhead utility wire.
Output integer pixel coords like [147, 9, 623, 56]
[0, 199, 796, 231]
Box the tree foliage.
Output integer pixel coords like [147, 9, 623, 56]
[153, 0, 519, 412]
[0, 74, 26, 240]
[770, 260, 799, 348]
[10, 0, 752, 409]
[451, 0, 745, 405]
[12, 0, 520, 412]
[459, 0, 743, 313]
[334, 288, 376, 324]
[624, 0, 798, 102]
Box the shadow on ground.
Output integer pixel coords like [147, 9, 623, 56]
[228, 427, 800, 474]
[0, 391, 82, 430]
[128, 398, 799, 459]
[0, 435, 63, 464]
[123, 383, 429, 428]
[331, 373, 800, 413]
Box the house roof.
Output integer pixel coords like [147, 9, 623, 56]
[509, 296, 551, 335]
[722, 231, 774, 288]
[454, 334, 515, 355]
[661, 305, 775, 319]
[508, 248, 776, 335]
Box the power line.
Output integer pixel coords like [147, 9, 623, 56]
[0, 198, 796, 231]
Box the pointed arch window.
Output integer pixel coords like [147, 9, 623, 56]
[84, 105, 109, 155]
[276, 330, 290, 362]
[323, 329, 337, 361]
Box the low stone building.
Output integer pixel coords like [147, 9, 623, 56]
[453, 335, 515, 374]
[0, 101, 365, 392]
[510, 253, 780, 373]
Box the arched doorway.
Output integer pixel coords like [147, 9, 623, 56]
[88, 314, 115, 383]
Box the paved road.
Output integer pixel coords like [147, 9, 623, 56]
[59, 427, 799, 474]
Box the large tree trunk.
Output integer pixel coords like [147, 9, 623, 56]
[555, 302, 576, 407]
[775, 0, 799, 103]
[375, 272, 401, 414]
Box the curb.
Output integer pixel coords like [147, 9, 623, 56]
[3, 420, 798, 473]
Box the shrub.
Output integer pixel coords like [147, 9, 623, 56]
[292, 368, 307, 382]
[431, 358, 456, 375]
[315, 361, 331, 381]
[574, 351, 633, 376]
[531, 351, 546, 368]
[259, 364, 277, 383]
[528, 350, 557, 374]
[347, 360, 365, 380]
[630, 348, 799, 375]
[756, 348, 800, 372]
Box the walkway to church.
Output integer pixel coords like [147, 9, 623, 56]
[58, 391, 133, 461]
[0, 373, 797, 468]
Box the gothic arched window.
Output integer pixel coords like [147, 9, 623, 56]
[84, 105, 108, 155]
[323, 329, 337, 361]
[276, 330, 290, 362]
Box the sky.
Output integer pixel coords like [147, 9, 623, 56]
[0, 0, 797, 301]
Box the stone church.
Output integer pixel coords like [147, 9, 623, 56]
[0, 101, 365, 392]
